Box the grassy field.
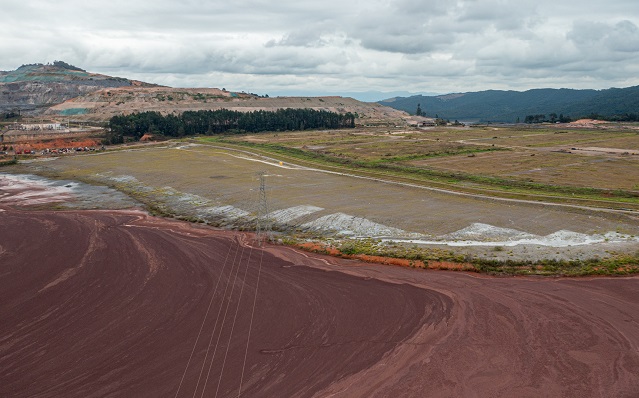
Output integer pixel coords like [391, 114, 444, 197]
[9, 136, 639, 276]
[216, 124, 639, 207]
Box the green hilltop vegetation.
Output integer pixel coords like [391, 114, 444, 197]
[379, 86, 639, 123]
[2, 62, 95, 83]
[0, 61, 158, 86]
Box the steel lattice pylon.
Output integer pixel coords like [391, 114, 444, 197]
[255, 172, 271, 246]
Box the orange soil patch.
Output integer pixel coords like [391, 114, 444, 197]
[617, 265, 637, 273]
[352, 254, 423, 267]
[12, 138, 100, 152]
[295, 242, 477, 272]
[298, 242, 342, 256]
[426, 261, 477, 272]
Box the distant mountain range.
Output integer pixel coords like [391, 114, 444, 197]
[379, 86, 639, 122]
[5, 61, 637, 124]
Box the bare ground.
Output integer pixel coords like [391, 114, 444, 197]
[1, 206, 638, 397]
[0, 208, 441, 397]
[44, 87, 406, 125]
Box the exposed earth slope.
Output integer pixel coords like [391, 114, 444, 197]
[44, 87, 405, 123]
[0, 62, 158, 113]
[1, 62, 406, 124]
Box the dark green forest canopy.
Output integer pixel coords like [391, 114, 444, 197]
[107, 108, 355, 143]
[380, 85, 639, 123]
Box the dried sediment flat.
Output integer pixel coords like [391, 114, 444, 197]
[276, 249, 639, 398]
[0, 209, 441, 398]
[1, 208, 638, 397]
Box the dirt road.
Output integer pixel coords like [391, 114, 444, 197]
[1, 208, 638, 397]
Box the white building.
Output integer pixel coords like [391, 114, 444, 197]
[17, 123, 64, 131]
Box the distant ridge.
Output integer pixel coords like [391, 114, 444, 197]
[0, 61, 158, 86]
[0, 61, 159, 112]
[1, 62, 405, 124]
[379, 86, 639, 122]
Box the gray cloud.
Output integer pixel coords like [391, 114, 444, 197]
[2, 0, 639, 97]
[265, 27, 331, 48]
[569, 20, 639, 54]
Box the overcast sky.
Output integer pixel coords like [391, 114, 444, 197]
[2, 0, 639, 100]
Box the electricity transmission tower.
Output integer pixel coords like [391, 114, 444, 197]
[255, 172, 271, 246]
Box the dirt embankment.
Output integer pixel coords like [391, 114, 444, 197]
[44, 87, 407, 124]
[10, 138, 100, 152]
[1, 206, 638, 397]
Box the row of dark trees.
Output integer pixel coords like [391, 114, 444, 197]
[107, 109, 356, 143]
[523, 113, 572, 124]
[2, 111, 19, 120]
[583, 113, 639, 122]
[524, 112, 639, 124]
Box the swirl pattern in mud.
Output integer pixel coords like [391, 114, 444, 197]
[0, 209, 446, 397]
[0, 208, 638, 397]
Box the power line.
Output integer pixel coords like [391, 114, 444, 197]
[192, 239, 243, 397]
[176, 171, 272, 397]
[237, 174, 271, 397]
[255, 172, 272, 246]
[213, 242, 256, 397]
[198, 238, 248, 398]
[173, 235, 236, 398]
[237, 244, 265, 397]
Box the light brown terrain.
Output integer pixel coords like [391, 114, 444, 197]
[227, 125, 639, 192]
[10, 140, 639, 265]
[44, 86, 407, 124]
[1, 183, 638, 397]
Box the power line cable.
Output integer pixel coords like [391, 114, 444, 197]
[192, 238, 243, 397]
[198, 238, 249, 397]
[174, 234, 236, 398]
[237, 244, 266, 397]
[213, 242, 256, 397]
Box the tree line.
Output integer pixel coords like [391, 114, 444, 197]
[523, 112, 639, 124]
[583, 113, 639, 122]
[2, 111, 20, 120]
[523, 113, 572, 124]
[106, 108, 356, 143]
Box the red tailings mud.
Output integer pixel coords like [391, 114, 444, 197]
[1, 209, 638, 397]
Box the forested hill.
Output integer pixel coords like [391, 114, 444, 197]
[379, 86, 639, 122]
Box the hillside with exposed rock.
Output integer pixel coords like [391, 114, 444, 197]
[1, 62, 406, 125]
[0, 62, 159, 113]
[45, 86, 404, 124]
